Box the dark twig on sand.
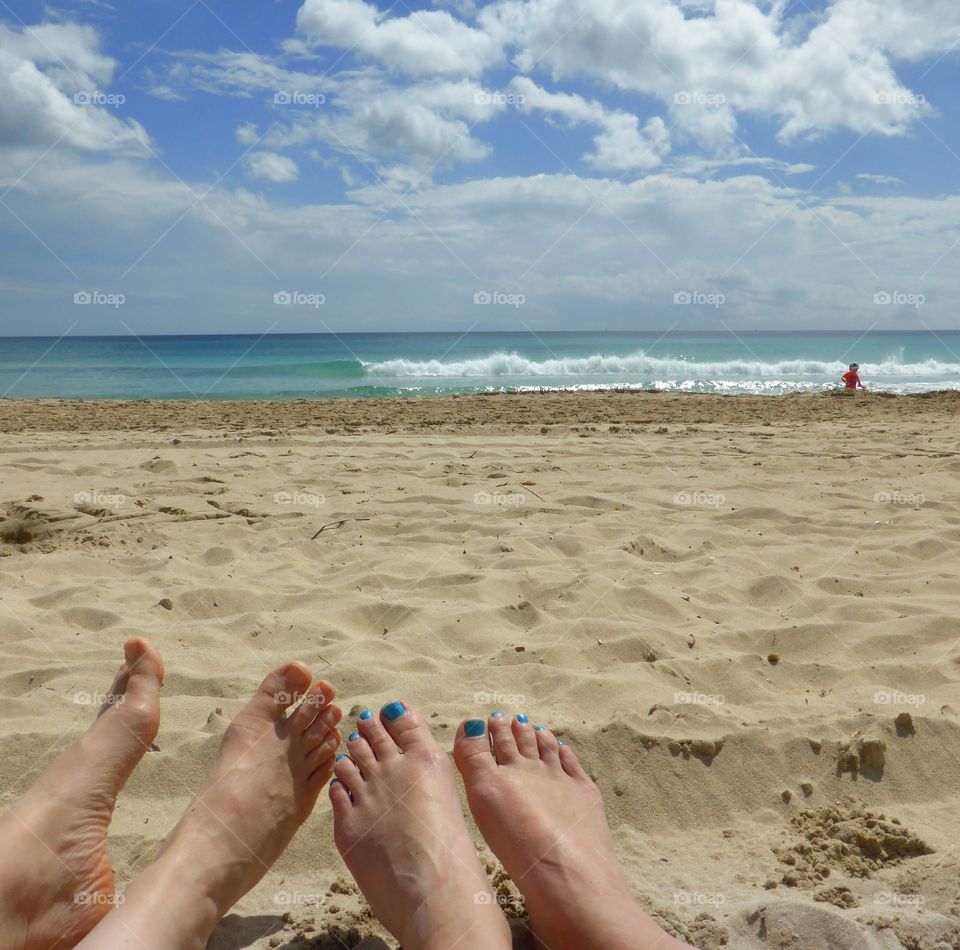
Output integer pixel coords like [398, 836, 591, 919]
[311, 518, 371, 540]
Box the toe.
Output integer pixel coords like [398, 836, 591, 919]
[288, 680, 336, 732]
[329, 776, 353, 817]
[378, 701, 432, 754]
[344, 729, 376, 772]
[357, 707, 400, 760]
[334, 753, 364, 799]
[304, 738, 338, 781]
[303, 705, 341, 752]
[488, 712, 520, 764]
[453, 719, 496, 782]
[559, 743, 590, 781]
[535, 726, 561, 766]
[99, 637, 163, 744]
[250, 661, 313, 721]
[512, 714, 539, 759]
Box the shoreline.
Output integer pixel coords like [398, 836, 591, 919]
[3, 389, 960, 433]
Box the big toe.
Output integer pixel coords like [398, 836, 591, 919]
[453, 719, 496, 784]
[97, 637, 163, 746]
[248, 661, 313, 721]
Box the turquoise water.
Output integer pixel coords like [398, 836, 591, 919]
[1, 331, 959, 399]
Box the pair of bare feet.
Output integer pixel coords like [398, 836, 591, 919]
[0, 638, 689, 949]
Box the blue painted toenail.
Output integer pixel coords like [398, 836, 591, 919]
[336, 753, 346, 762]
[382, 701, 405, 721]
[558, 740, 566, 746]
[348, 731, 361, 742]
[490, 711, 504, 718]
[330, 777, 339, 786]
[517, 714, 529, 724]
[465, 719, 485, 738]
[359, 709, 373, 720]
[534, 725, 545, 732]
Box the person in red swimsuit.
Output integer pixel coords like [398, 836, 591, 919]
[842, 362, 866, 391]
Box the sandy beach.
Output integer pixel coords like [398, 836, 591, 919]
[2, 390, 960, 949]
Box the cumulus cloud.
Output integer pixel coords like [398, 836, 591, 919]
[480, 0, 949, 142]
[0, 22, 148, 152]
[510, 77, 670, 171]
[296, 0, 501, 75]
[245, 151, 300, 182]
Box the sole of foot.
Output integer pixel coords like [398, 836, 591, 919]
[454, 714, 691, 950]
[330, 701, 512, 950]
[76, 661, 342, 949]
[0, 637, 164, 948]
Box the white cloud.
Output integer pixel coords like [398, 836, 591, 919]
[296, 0, 501, 75]
[481, 0, 950, 144]
[511, 77, 670, 171]
[0, 22, 148, 153]
[245, 151, 300, 182]
[856, 173, 904, 185]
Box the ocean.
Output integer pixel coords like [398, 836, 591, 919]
[1, 331, 959, 400]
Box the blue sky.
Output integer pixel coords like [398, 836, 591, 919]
[0, 0, 959, 334]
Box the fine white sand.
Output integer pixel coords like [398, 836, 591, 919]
[2, 391, 960, 949]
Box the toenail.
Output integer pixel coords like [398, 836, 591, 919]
[517, 713, 529, 724]
[558, 740, 566, 746]
[359, 709, 373, 720]
[534, 725, 545, 732]
[382, 701, 406, 721]
[330, 777, 339, 786]
[336, 753, 347, 761]
[348, 731, 361, 742]
[490, 711, 504, 718]
[464, 719, 485, 738]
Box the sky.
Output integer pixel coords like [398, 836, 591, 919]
[0, 0, 958, 335]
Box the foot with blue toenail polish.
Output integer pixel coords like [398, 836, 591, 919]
[330, 702, 510, 950]
[453, 719, 691, 950]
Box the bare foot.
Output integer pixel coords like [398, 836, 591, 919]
[330, 701, 512, 950]
[77, 662, 341, 949]
[0, 637, 163, 948]
[454, 714, 691, 950]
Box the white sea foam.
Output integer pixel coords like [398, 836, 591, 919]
[365, 351, 960, 379]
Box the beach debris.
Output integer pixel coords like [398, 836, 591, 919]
[895, 712, 916, 736]
[158, 598, 173, 611]
[767, 653, 780, 665]
[311, 518, 371, 539]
